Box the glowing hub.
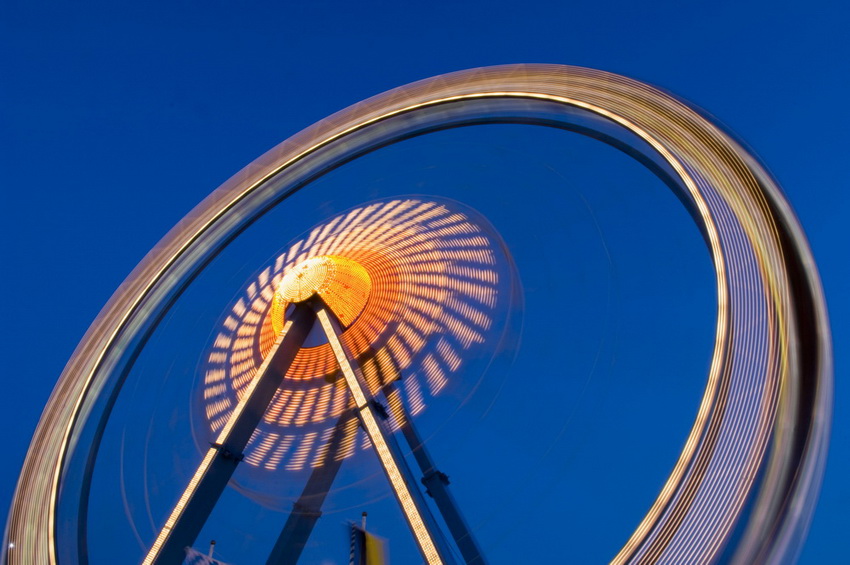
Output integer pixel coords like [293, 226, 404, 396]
[271, 255, 371, 334]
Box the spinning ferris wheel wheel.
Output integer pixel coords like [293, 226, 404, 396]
[4, 65, 831, 564]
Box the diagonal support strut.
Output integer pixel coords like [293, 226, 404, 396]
[142, 303, 316, 565]
[311, 297, 456, 565]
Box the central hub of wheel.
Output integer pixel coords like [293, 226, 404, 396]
[270, 255, 371, 334]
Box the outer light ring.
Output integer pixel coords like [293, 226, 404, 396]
[3, 65, 831, 564]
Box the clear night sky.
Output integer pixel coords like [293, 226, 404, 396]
[1, 1, 847, 563]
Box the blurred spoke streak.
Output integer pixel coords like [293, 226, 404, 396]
[201, 199, 503, 562]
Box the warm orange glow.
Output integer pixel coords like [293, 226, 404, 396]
[198, 198, 504, 474]
[6, 65, 829, 565]
[271, 255, 371, 332]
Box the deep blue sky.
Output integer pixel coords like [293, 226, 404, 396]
[1, 1, 847, 563]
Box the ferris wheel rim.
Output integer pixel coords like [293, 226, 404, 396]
[3, 64, 831, 565]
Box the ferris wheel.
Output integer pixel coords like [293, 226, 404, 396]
[3, 65, 831, 564]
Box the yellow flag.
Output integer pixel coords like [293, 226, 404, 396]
[364, 529, 388, 565]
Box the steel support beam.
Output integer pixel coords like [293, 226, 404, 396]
[312, 298, 455, 565]
[143, 303, 315, 565]
[265, 412, 353, 565]
[385, 384, 487, 564]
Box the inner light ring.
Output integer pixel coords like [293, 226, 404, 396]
[4, 65, 831, 565]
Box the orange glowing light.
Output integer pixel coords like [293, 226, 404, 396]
[195, 197, 509, 481]
[271, 255, 371, 332]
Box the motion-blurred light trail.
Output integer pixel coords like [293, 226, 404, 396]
[4, 65, 830, 565]
[197, 198, 508, 487]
